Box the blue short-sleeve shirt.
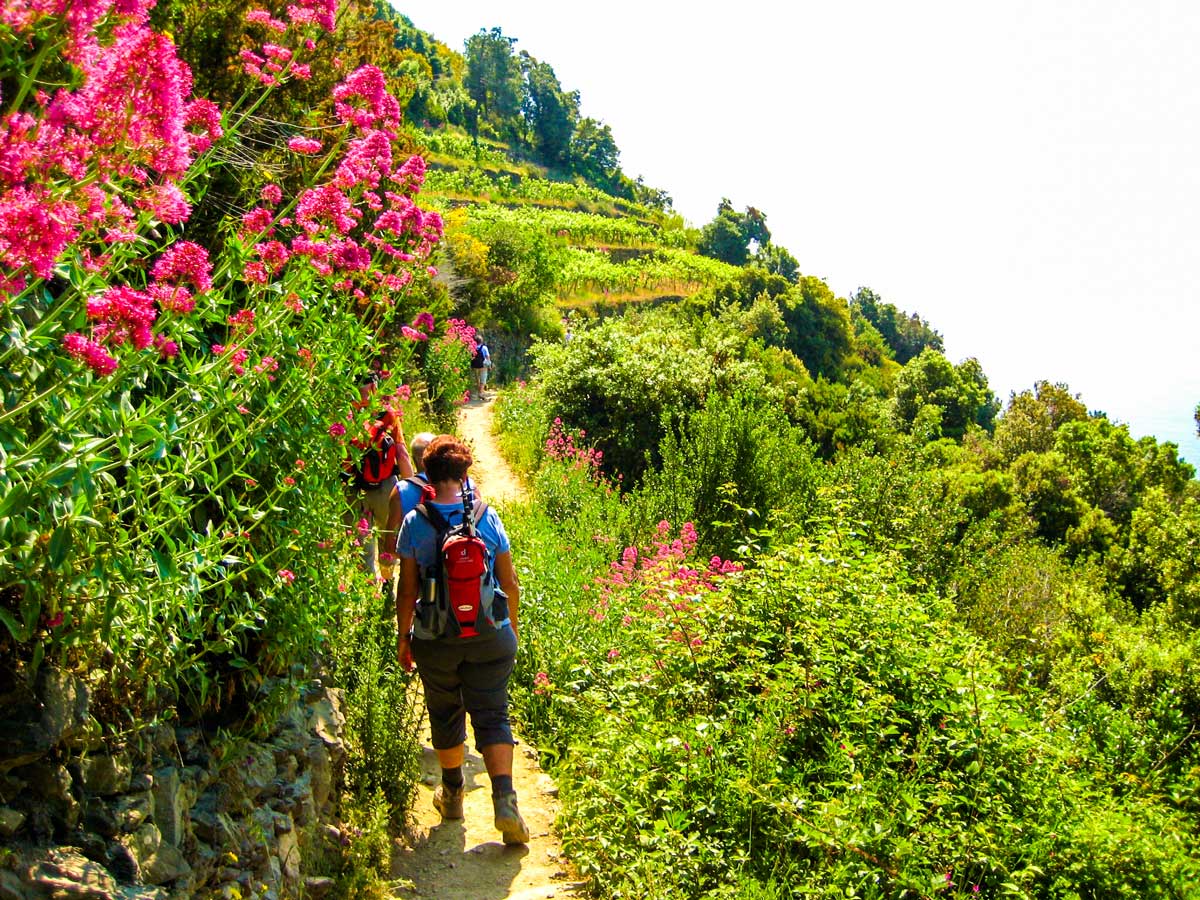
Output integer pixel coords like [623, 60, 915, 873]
[397, 473, 430, 518]
[397, 495, 512, 632]
[396, 499, 510, 567]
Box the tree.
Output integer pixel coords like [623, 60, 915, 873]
[754, 243, 799, 283]
[779, 277, 855, 381]
[464, 27, 522, 136]
[849, 287, 943, 364]
[993, 382, 1089, 465]
[697, 199, 773, 266]
[570, 117, 620, 192]
[519, 52, 578, 168]
[891, 349, 999, 441]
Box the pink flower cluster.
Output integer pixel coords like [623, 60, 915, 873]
[591, 520, 742, 625]
[60, 241, 210, 375]
[443, 318, 477, 352]
[225, 63, 443, 307]
[545, 418, 603, 473]
[0, 1, 222, 295]
[241, 1, 334, 86]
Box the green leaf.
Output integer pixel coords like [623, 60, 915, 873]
[47, 523, 72, 570]
[0, 607, 30, 642]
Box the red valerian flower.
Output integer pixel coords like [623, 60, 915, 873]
[287, 136, 322, 154]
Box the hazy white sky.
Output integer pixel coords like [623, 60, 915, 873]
[406, 1, 1200, 464]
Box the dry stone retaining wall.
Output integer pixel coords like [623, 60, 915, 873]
[0, 668, 349, 899]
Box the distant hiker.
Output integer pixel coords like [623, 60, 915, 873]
[394, 430, 436, 518]
[470, 334, 491, 400]
[394, 434, 529, 845]
[352, 395, 413, 580]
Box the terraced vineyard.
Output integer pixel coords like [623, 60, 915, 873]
[416, 128, 737, 308]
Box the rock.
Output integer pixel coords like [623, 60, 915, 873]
[151, 767, 183, 846]
[116, 888, 167, 899]
[79, 753, 132, 796]
[105, 842, 139, 883]
[39, 669, 90, 747]
[27, 847, 119, 900]
[0, 806, 26, 838]
[140, 842, 190, 887]
[0, 774, 26, 804]
[277, 827, 300, 891]
[303, 876, 335, 900]
[122, 822, 161, 871]
[306, 690, 345, 749]
[128, 772, 152, 793]
[0, 869, 34, 900]
[74, 831, 109, 865]
[0, 722, 53, 774]
[24, 763, 79, 833]
[82, 797, 120, 837]
[238, 745, 278, 796]
[112, 792, 152, 833]
[306, 744, 332, 811]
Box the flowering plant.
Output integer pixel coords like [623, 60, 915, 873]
[0, 0, 453, 721]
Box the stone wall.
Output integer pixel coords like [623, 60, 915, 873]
[0, 668, 349, 899]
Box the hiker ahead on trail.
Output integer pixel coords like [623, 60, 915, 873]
[394, 435, 529, 845]
[346, 372, 413, 580]
[469, 333, 491, 400]
[394, 431, 435, 518]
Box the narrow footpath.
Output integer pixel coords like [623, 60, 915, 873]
[390, 396, 584, 899]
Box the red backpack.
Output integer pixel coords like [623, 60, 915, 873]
[358, 420, 398, 487]
[412, 484, 500, 640]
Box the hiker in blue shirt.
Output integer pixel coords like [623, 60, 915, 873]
[393, 431, 435, 517]
[394, 434, 528, 845]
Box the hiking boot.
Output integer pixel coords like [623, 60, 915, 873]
[492, 790, 529, 845]
[433, 783, 464, 820]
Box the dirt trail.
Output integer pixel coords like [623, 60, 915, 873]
[390, 397, 583, 899]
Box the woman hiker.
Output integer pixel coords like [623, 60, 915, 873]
[394, 434, 529, 844]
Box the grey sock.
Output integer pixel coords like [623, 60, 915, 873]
[491, 774, 513, 797]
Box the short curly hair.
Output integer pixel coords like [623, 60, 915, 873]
[423, 434, 473, 484]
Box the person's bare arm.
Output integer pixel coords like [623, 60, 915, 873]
[396, 556, 419, 671]
[387, 408, 415, 479]
[494, 550, 520, 642]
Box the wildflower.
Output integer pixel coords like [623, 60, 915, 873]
[284, 293, 304, 313]
[607, 648, 620, 660]
[242, 206, 274, 234]
[328, 422, 346, 437]
[237, 405, 250, 415]
[245, 8, 288, 31]
[139, 183, 191, 224]
[395, 384, 411, 401]
[533, 672, 552, 695]
[261, 184, 283, 205]
[244, 477, 257, 489]
[287, 136, 323, 154]
[356, 518, 370, 536]
[62, 332, 118, 376]
[152, 241, 213, 293]
[227, 309, 256, 332]
[412, 311, 435, 332]
[332, 65, 400, 129]
[295, 459, 306, 469]
[400, 325, 427, 341]
[45, 611, 65, 629]
[184, 99, 223, 153]
[277, 569, 296, 584]
[154, 336, 179, 358]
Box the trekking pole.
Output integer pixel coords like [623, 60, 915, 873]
[462, 476, 477, 537]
